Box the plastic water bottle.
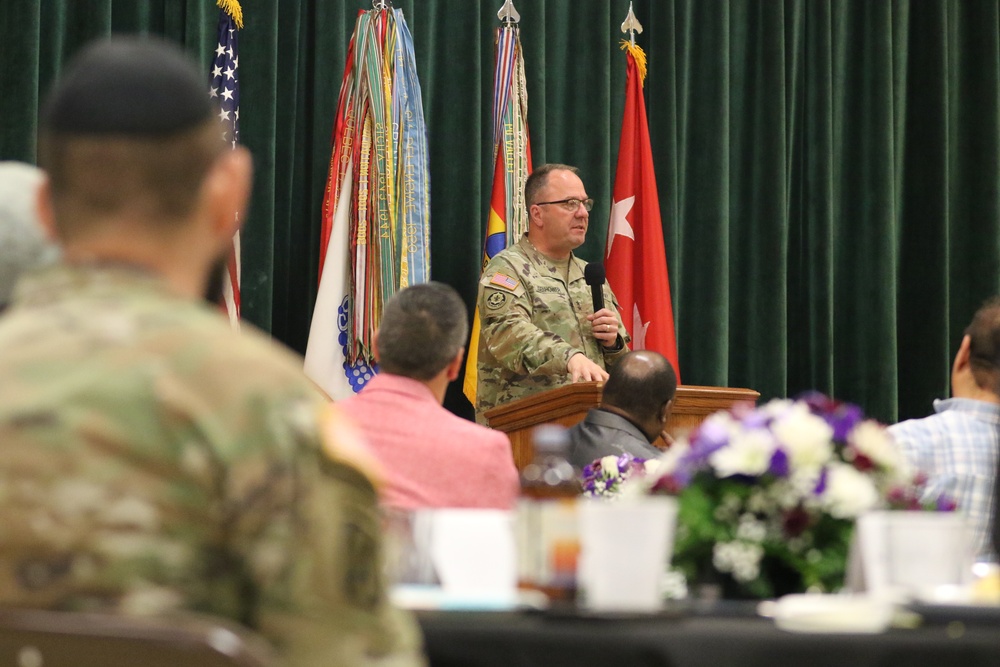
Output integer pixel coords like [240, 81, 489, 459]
[517, 424, 582, 603]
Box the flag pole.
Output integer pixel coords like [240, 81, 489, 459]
[305, 3, 430, 399]
[606, 0, 681, 380]
[462, 0, 532, 405]
[212, 0, 243, 330]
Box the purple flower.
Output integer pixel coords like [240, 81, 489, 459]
[768, 448, 789, 477]
[798, 391, 863, 441]
[799, 391, 837, 413]
[683, 420, 730, 468]
[826, 403, 863, 442]
[935, 496, 958, 512]
[669, 463, 696, 488]
[813, 466, 828, 495]
[617, 453, 638, 473]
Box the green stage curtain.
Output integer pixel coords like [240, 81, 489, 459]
[2, 1, 999, 424]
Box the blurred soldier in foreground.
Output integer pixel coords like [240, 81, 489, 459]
[0, 37, 422, 667]
[0, 161, 54, 313]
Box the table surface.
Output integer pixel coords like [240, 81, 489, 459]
[417, 602, 1000, 667]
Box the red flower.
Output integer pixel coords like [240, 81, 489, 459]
[782, 506, 811, 538]
[850, 451, 875, 472]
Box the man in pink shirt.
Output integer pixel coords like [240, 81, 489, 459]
[342, 282, 519, 510]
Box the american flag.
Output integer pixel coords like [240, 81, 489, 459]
[209, 1, 242, 327]
[489, 273, 519, 291]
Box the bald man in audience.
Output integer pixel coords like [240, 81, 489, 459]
[566, 350, 677, 468]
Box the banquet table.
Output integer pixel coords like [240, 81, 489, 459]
[416, 602, 1000, 667]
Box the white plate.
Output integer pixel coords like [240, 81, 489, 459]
[760, 594, 895, 634]
[390, 584, 547, 611]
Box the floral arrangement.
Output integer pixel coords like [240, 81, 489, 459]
[603, 393, 955, 599]
[581, 453, 657, 498]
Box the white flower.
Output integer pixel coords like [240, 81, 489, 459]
[654, 440, 690, 476]
[758, 398, 795, 418]
[709, 428, 776, 477]
[736, 514, 767, 542]
[850, 420, 906, 472]
[782, 468, 825, 507]
[770, 404, 834, 472]
[821, 462, 880, 518]
[660, 568, 689, 600]
[712, 541, 764, 582]
[600, 455, 620, 477]
[643, 459, 661, 476]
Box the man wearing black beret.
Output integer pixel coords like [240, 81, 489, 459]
[0, 37, 422, 667]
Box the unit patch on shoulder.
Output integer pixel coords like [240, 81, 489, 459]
[489, 273, 520, 291]
[486, 291, 508, 310]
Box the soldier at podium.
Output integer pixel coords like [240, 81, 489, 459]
[476, 163, 630, 422]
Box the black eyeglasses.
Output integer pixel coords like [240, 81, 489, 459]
[534, 197, 594, 212]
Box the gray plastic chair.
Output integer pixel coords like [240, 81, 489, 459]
[0, 609, 277, 667]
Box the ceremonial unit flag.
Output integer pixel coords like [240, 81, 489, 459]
[210, 0, 243, 329]
[305, 7, 430, 400]
[606, 42, 680, 380]
[463, 22, 532, 404]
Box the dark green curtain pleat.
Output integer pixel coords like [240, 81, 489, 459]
[4, 0, 1000, 424]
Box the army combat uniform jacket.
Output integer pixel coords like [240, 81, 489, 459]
[476, 235, 630, 421]
[0, 263, 423, 667]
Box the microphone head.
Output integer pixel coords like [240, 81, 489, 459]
[584, 262, 606, 286]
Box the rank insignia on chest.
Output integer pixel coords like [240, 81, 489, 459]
[489, 273, 519, 291]
[486, 291, 508, 310]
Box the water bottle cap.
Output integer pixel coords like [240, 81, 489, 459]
[532, 424, 569, 453]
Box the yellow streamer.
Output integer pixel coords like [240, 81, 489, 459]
[619, 40, 647, 86]
[217, 0, 244, 29]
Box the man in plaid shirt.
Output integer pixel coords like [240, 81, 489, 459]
[890, 298, 1000, 562]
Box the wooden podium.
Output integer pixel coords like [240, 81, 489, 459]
[484, 383, 760, 470]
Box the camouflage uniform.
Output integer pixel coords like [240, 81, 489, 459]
[476, 235, 630, 420]
[0, 263, 423, 667]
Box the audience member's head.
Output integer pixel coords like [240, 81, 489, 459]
[963, 297, 1000, 395]
[35, 36, 249, 297]
[375, 282, 469, 383]
[0, 162, 53, 312]
[601, 350, 678, 441]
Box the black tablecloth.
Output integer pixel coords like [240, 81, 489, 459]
[418, 604, 1000, 667]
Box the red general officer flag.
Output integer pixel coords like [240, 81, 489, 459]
[606, 43, 680, 380]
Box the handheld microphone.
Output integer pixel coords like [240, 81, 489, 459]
[584, 262, 606, 312]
